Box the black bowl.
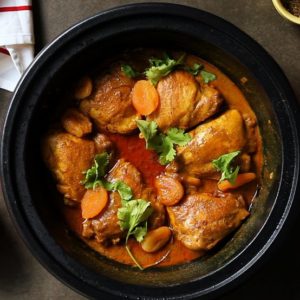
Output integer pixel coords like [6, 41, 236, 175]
[1, 3, 299, 299]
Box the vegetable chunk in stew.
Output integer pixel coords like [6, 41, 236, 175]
[42, 49, 263, 269]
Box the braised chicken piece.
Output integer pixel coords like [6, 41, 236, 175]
[80, 65, 140, 134]
[147, 70, 223, 131]
[61, 108, 92, 138]
[174, 109, 247, 178]
[167, 192, 249, 250]
[42, 132, 95, 202]
[82, 159, 165, 244]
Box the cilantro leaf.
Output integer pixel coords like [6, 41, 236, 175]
[158, 136, 176, 165]
[166, 128, 192, 146]
[212, 150, 241, 184]
[136, 120, 158, 147]
[145, 53, 186, 85]
[117, 199, 152, 238]
[200, 70, 216, 83]
[117, 199, 153, 270]
[136, 120, 191, 165]
[184, 63, 203, 75]
[113, 181, 133, 201]
[132, 224, 148, 242]
[103, 180, 133, 202]
[121, 64, 140, 78]
[82, 153, 133, 202]
[82, 152, 109, 189]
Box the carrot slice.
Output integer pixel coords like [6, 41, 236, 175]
[217, 172, 256, 192]
[81, 187, 108, 219]
[132, 80, 159, 115]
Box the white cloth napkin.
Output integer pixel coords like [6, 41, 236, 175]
[0, 0, 34, 92]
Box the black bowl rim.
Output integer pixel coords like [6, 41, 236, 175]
[1, 3, 300, 300]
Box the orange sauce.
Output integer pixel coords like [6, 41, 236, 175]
[107, 134, 165, 189]
[86, 237, 203, 267]
[61, 53, 263, 268]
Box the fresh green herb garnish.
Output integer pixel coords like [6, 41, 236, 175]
[122, 54, 216, 85]
[118, 199, 153, 270]
[82, 152, 133, 201]
[184, 63, 203, 75]
[158, 135, 176, 165]
[200, 70, 217, 83]
[145, 53, 186, 85]
[135, 119, 158, 148]
[136, 120, 191, 165]
[121, 64, 140, 78]
[166, 127, 193, 146]
[82, 152, 110, 189]
[212, 150, 241, 184]
[103, 180, 133, 203]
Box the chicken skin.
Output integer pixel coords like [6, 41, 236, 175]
[147, 70, 223, 131]
[167, 192, 249, 250]
[175, 109, 247, 178]
[80, 65, 140, 134]
[82, 159, 165, 245]
[42, 132, 95, 202]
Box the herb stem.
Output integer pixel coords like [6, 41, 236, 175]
[125, 243, 144, 270]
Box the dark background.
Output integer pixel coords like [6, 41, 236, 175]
[0, 1, 299, 299]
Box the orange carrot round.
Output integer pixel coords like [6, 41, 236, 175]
[132, 80, 159, 115]
[81, 187, 108, 219]
[217, 172, 256, 192]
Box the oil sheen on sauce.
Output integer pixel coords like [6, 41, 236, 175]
[61, 54, 263, 268]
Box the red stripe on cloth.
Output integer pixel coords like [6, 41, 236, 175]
[0, 47, 10, 55]
[0, 5, 32, 12]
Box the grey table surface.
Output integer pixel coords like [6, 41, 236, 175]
[0, 1, 299, 299]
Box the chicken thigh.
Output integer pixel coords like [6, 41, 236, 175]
[167, 192, 249, 250]
[175, 109, 247, 178]
[147, 70, 223, 131]
[42, 132, 95, 202]
[80, 65, 140, 134]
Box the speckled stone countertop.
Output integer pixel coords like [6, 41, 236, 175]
[0, 1, 299, 299]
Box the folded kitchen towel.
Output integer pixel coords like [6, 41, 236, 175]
[0, 0, 34, 92]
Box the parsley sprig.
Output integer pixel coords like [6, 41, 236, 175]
[212, 150, 241, 184]
[136, 120, 191, 165]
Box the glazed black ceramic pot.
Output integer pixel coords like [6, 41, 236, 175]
[1, 3, 299, 299]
